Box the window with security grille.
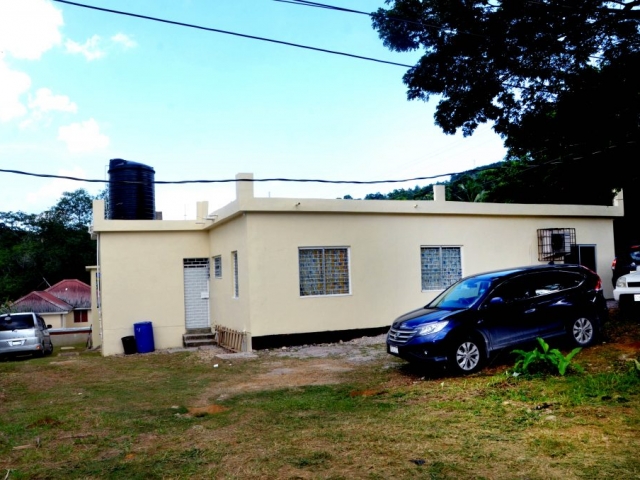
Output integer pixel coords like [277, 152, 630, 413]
[213, 256, 222, 279]
[232, 251, 239, 298]
[421, 246, 462, 290]
[299, 247, 350, 297]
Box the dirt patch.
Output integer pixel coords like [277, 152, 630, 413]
[349, 389, 387, 397]
[193, 334, 390, 403]
[209, 358, 362, 402]
[188, 404, 228, 416]
[28, 417, 62, 428]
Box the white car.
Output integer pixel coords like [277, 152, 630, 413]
[613, 269, 640, 310]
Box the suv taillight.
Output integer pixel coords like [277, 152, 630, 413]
[611, 258, 617, 270]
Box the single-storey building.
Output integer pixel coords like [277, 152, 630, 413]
[90, 173, 624, 356]
[11, 279, 92, 329]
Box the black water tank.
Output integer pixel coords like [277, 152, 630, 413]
[108, 159, 155, 220]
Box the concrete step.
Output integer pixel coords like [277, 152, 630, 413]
[183, 333, 215, 341]
[184, 338, 217, 348]
[185, 328, 213, 334]
[183, 332, 217, 348]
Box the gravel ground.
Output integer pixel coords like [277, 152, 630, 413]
[260, 333, 388, 361]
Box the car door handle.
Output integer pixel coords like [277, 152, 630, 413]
[525, 308, 536, 314]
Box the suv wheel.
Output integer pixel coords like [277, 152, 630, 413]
[569, 316, 597, 347]
[449, 337, 484, 374]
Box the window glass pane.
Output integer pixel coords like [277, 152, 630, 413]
[299, 249, 325, 296]
[421, 247, 441, 290]
[441, 247, 462, 289]
[213, 256, 222, 278]
[324, 248, 350, 295]
[299, 248, 349, 296]
[421, 246, 462, 290]
[232, 252, 239, 297]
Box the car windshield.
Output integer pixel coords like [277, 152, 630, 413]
[0, 315, 35, 331]
[427, 277, 493, 310]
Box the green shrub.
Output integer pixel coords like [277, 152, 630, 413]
[512, 338, 583, 376]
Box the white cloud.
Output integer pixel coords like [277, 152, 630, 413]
[0, 0, 63, 60]
[58, 118, 110, 152]
[65, 35, 105, 61]
[111, 33, 137, 49]
[0, 60, 31, 122]
[19, 87, 78, 128]
[0, 0, 67, 124]
[29, 88, 77, 113]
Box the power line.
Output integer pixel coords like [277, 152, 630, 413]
[0, 167, 485, 186]
[51, 0, 413, 68]
[274, 0, 490, 38]
[277, 0, 613, 62]
[1, 141, 634, 186]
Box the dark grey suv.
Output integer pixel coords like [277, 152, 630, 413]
[387, 264, 607, 374]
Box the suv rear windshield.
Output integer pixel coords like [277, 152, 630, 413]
[0, 314, 35, 331]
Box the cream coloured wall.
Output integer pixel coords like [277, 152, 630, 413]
[98, 230, 209, 355]
[62, 311, 76, 328]
[208, 215, 251, 334]
[92, 182, 621, 355]
[236, 212, 615, 338]
[40, 313, 66, 329]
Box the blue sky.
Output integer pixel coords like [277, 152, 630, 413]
[0, 0, 506, 220]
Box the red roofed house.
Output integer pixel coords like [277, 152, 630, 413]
[11, 279, 92, 329]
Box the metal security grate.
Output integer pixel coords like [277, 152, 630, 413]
[183, 258, 210, 330]
[421, 246, 462, 290]
[299, 247, 350, 296]
[537, 228, 576, 261]
[232, 251, 239, 298]
[213, 256, 222, 279]
[184, 258, 210, 270]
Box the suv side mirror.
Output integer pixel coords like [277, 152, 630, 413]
[46, 324, 52, 329]
[487, 297, 505, 307]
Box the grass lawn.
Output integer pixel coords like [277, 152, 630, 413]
[1, 311, 639, 479]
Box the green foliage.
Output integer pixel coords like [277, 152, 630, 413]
[512, 338, 584, 376]
[365, 184, 434, 201]
[357, 157, 617, 207]
[0, 189, 97, 300]
[371, 1, 639, 199]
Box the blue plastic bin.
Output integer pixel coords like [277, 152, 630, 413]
[133, 321, 155, 353]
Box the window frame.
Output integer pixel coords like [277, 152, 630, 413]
[232, 251, 239, 298]
[420, 246, 462, 291]
[298, 246, 351, 298]
[213, 255, 222, 279]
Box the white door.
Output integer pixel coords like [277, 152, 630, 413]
[183, 258, 210, 330]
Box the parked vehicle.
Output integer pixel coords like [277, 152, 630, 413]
[387, 264, 607, 374]
[0, 313, 54, 359]
[613, 270, 640, 312]
[611, 245, 640, 286]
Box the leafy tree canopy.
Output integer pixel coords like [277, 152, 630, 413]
[0, 189, 97, 302]
[372, 0, 640, 193]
